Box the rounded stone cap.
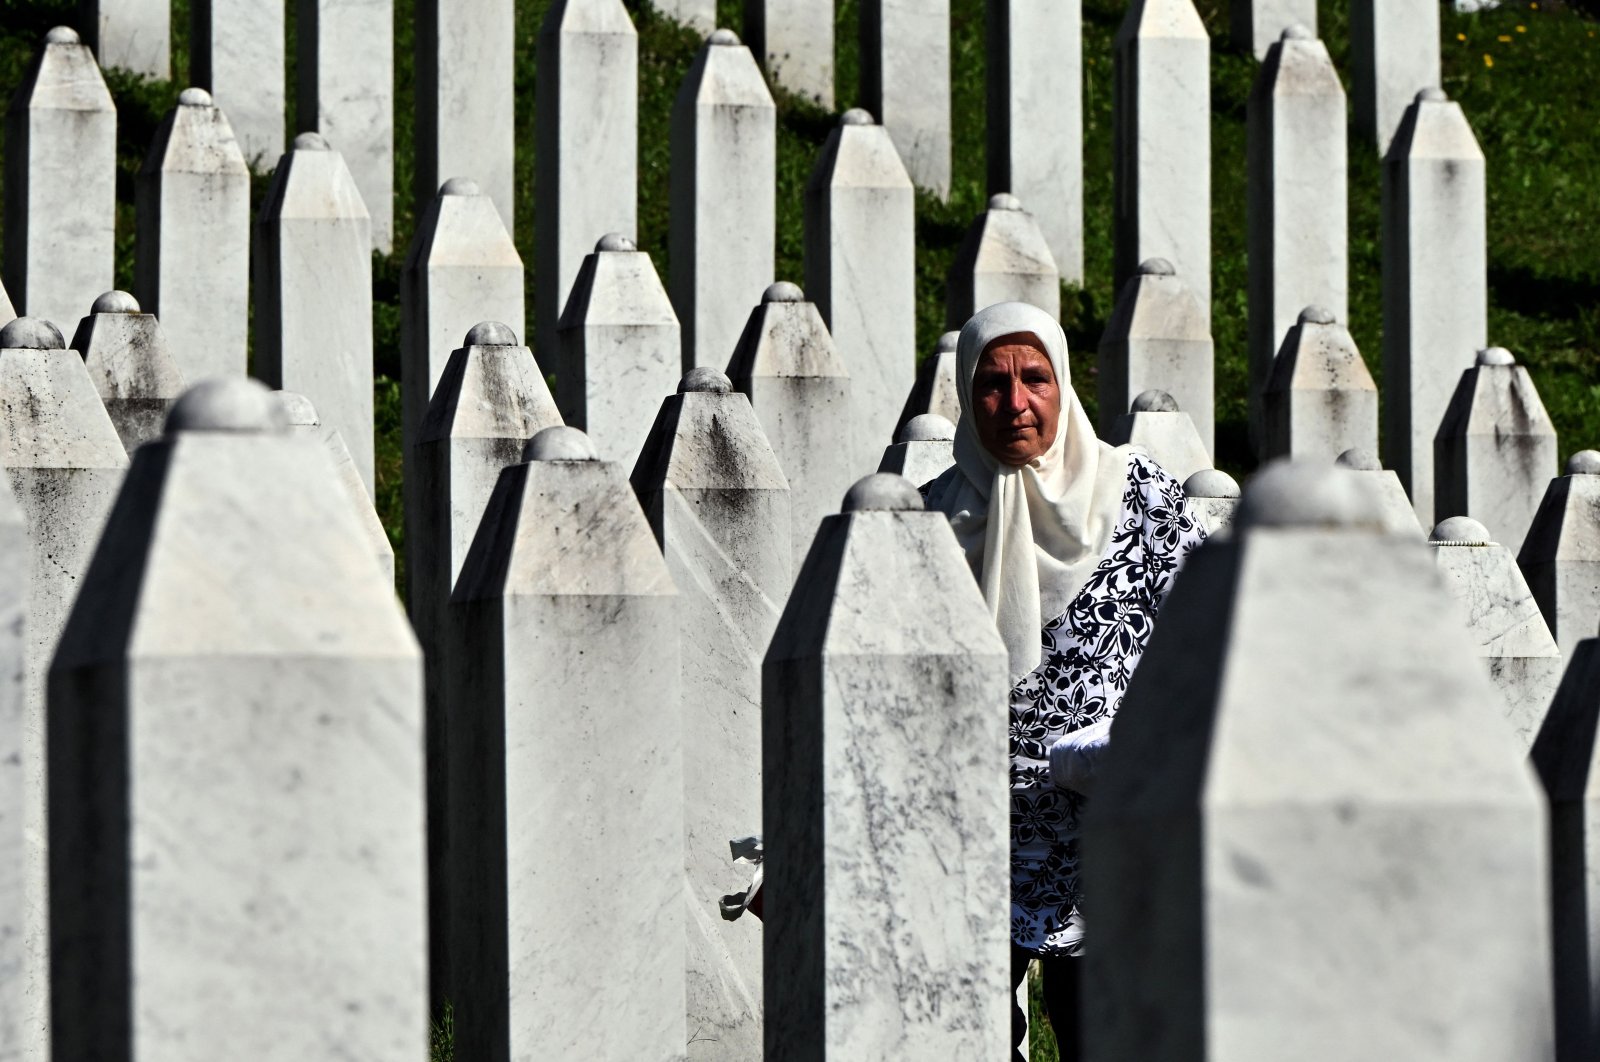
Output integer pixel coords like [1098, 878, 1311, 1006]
[1335, 447, 1382, 472]
[1138, 258, 1176, 277]
[899, 414, 956, 443]
[166, 378, 289, 434]
[92, 290, 140, 314]
[45, 26, 79, 44]
[1430, 515, 1493, 546]
[763, 281, 805, 303]
[840, 108, 875, 126]
[1236, 459, 1381, 530]
[1281, 24, 1314, 40]
[1477, 346, 1515, 366]
[1417, 87, 1448, 103]
[596, 233, 636, 252]
[936, 331, 961, 354]
[1183, 468, 1240, 499]
[1299, 306, 1336, 326]
[0, 317, 64, 350]
[293, 131, 330, 151]
[989, 193, 1023, 212]
[709, 28, 741, 45]
[440, 176, 480, 196]
[679, 367, 732, 395]
[842, 473, 925, 513]
[1131, 389, 1179, 413]
[1566, 450, 1600, 475]
[465, 321, 518, 346]
[274, 390, 319, 426]
[524, 425, 598, 462]
[178, 87, 213, 106]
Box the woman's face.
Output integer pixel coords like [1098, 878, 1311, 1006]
[971, 337, 1061, 467]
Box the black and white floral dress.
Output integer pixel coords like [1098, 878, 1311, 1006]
[1008, 452, 1206, 956]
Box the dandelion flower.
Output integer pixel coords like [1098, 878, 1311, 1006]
[1457, 31, 1467, 40]
[1484, 53, 1494, 66]
[1497, 33, 1512, 41]
[1516, 23, 1526, 30]
[1531, 2, 1539, 8]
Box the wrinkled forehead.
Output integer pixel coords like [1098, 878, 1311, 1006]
[976, 332, 1055, 375]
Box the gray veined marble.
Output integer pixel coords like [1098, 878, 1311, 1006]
[727, 282, 853, 571]
[1247, 27, 1348, 449]
[860, 0, 952, 199]
[1336, 447, 1426, 538]
[1382, 88, 1486, 524]
[764, 473, 1011, 1059]
[805, 108, 915, 476]
[1434, 346, 1557, 552]
[632, 369, 790, 1061]
[1520, 452, 1600, 660]
[558, 234, 678, 468]
[82, 0, 170, 77]
[446, 426, 684, 1061]
[1531, 640, 1600, 1062]
[411, 322, 561, 1010]
[946, 193, 1060, 328]
[48, 377, 426, 1062]
[277, 390, 395, 586]
[0, 316, 127, 1061]
[135, 88, 251, 384]
[0, 474, 26, 1060]
[71, 290, 187, 454]
[296, 0, 396, 251]
[1085, 459, 1555, 1061]
[253, 132, 374, 497]
[191, 0, 285, 166]
[414, 0, 515, 231]
[1232, 0, 1315, 58]
[1262, 307, 1378, 462]
[535, 0, 638, 372]
[746, 0, 834, 108]
[1107, 389, 1212, 484]
[1098, 258, 1215, 455]
[670, 30, 776, 375]
[988, 0, 1084, 283]
[1350, 0, 1440, 154]
[896, 330, 962, 439]
[1113, 0, 1211, 329]
[1429, 515, 1562, 746]
[3, 27, 116, 336]
[877, 412, 956, 489]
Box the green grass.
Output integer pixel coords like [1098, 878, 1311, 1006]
[0, 0, 1596, 1057]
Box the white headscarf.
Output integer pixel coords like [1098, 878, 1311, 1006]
[929, 302, 1133, 681]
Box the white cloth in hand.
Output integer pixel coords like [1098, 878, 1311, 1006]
[1048, 716, 1113, 794]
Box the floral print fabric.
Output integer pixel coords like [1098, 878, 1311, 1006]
[1010, 453, 1207, 956]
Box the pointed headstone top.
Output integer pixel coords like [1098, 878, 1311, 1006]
[166, 378, 289, 434]
[524, 425, 599, 462]
[1237, 460, 1383, 530]
[1430, 516, 1493, 545]
[1132, 389, 1179, 413]
[1477, 346, 1515, 367]
[1184, 468, 1240, 499]
[466, 321, 518, 346]
[91, 290, 141, 314]
[178, 87, 213, 106]
[842, 473, 924, 513]
[596, 232, 637, 252]
[0, 317, 64, 349]
[899, 413, 956, 443]
[1566, 450, 1600, 475]
[678, 367, 732, 394]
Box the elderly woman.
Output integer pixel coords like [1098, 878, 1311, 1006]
[924, 302, 1207, 1060]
